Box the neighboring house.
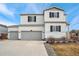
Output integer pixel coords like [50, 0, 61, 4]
[69, 30, 79, 40]
[8, 7, 68, 40]
[0, 24, 8, 39]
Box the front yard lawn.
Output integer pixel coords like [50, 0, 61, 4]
[51, 43, 79, 56]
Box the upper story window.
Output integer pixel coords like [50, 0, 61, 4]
[57, 12, 59, 18]
[28, 16, 36, 22]
[50, 25, 61, 32]
[49, 12, 59, 18]
[49, 12, 54, 18]
[28, 16, 32, 22]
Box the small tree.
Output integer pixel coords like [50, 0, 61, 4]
[70, 30, 76, 33]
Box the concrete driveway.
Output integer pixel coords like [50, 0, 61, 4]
[0, 40, 48, 56]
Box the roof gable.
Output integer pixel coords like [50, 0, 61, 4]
[44, 7, 64, 11]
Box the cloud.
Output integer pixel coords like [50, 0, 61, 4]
[66, 5, 79, 30]
[70, 16, 79, 24]
[25, 4, 52, 14]
[0, 18, 17, 26]
[25, 4, 40, 13]
[66, 5, 79, 14]
[69, 15, 79, 30]
[0, 4, 15, 17]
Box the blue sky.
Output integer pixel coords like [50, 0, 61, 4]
[0, 3, 79, 30]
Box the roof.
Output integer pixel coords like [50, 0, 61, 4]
[8, 24, 44, 28]
[20, 14, 43, 15]
[19, 24, 44, 26]
[20, 7, 64, 15]
[0, 24, 7, 28]
[8, 25, 19, 28]
[43, 7, 64, 11]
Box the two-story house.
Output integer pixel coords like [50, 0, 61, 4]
[8, 7, 68, 40]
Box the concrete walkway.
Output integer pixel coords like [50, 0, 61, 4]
[0, 40, 48, 56]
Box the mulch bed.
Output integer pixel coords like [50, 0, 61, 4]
[44, 42, 56, 56]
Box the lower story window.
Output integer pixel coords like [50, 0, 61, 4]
[56, 26, 61, 32]
[50, 25, 61, 32]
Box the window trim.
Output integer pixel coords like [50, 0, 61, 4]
[28, 16, 32, 22]
[57, 12, 59, 18]
[50, 25, 53, 32]
[34, 16, 36, 22]
[28, 16, 36, 22]
[49, 12, 59, 18]
[50, 25, 61, 32]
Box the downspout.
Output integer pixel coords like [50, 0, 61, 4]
[67, 23, 70, 40]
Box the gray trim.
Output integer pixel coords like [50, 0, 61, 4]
[8, 24, 44, 28]
[8, 31, 18, 32]
[45, 21, 68, 24]
[21, 31, 42, 32]
[43, 11, 45, 40]
[8, 30, 43, 32]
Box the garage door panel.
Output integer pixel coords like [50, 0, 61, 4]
[9, 31, 18, 40]
[21, 31, 42, 40]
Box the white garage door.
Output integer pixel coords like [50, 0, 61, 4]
[8, 31, 18, 40]
[21, 31, 42, 40]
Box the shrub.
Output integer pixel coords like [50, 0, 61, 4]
[54, 41, 58, 43]
[73, 40, 76, 43]
[59, 41, 63, 43]
[54, 37, 66, 43]
[46, 37, 55, 44]
[68, 40, 73, 43]
[61, 41, 66, 43]
[54, 41, 60, 44]
[56, 41, 60, 43]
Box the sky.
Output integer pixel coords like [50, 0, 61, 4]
[0, 3, 79, 30]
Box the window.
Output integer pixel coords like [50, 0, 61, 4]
[34, 16, 36, 22]
[50, 25, 53, 32]
[50, 25, 61, 32]
[58, 26, 61, 32]
[28, 16, 32, 22]
[49, 12, 59, 18]
[49, 12, 51, 17]
[28, 16, 36, 22]
[49, 12, 54, 18]
[56, 26, 61, 32]
[57, 12, 59, 18]
[50, 26, 55, 32]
